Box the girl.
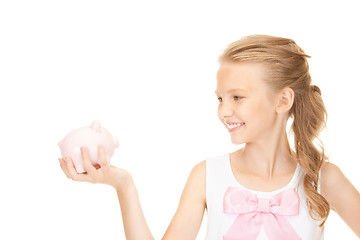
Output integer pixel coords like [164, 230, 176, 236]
[59, 35, 360, 239]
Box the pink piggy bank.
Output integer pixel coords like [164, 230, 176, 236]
[58, 120, 119, 173]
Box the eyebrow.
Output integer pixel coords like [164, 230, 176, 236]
[214, 88, 248, 95]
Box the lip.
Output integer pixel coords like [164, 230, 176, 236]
[227, 123, 245, 132]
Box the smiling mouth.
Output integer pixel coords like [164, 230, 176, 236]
[226, 122, 245, 132]
[225, 122, 245, 129]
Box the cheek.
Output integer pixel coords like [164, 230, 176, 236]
[255, 101, 277, 126]
[240, 100, 274, 122]
[235, 100, 260, 117]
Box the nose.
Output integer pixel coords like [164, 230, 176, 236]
[218, 101, 234, 120]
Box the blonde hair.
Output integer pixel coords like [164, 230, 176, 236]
[219, 34, 330, 225]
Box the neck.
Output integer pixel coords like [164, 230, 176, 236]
[236, 130, 297, 180]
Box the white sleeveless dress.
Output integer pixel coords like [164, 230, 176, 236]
[205, 153, 325, 240]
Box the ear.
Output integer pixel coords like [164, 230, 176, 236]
[276, 87, 294, 114]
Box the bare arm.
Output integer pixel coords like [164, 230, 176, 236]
[162, 160, 207, 240]
[59, 145, 207, 239]
[59, 145, 154, 240]
[116, 177, 154, 240]
[321, 162, 360, 237]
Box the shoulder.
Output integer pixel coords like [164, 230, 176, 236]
[190, 154, 226, 177]
[187, 160, 206, 194]
[179, 160, 206, 206]
[187, 153, 228, 183]
[188, 160, 206, 181]
[320, 162, 360, 236]
[320, 161, 352, 208]
[320, 161, 343, 189]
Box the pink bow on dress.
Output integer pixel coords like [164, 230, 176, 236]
[223, 186, 301, 240]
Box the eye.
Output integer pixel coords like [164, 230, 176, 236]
[234, 96, 243, 101]
[217, 96, 243, 103]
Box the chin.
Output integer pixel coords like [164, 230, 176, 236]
[230, 136, 245, 145]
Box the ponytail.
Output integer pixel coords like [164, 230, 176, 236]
[290, 84, 330, 226]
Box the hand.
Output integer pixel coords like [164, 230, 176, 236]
[58, 144, 132, 190]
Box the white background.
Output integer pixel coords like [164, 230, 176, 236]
[1, 0, 359, 239]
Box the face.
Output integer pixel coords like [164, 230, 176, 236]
[215, 61, 279, 145]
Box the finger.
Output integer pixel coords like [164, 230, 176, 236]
[98, 144, 109, 168]
[59, 158, 72, 179]
[80, 146, 96, 175]
[65, 156, 91, 182]
[65, 156, 80, 179]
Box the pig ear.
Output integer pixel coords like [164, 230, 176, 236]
[113, 136, 119, 148]
[90, 120, 102, 133]
[58, 139, 63, 147]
